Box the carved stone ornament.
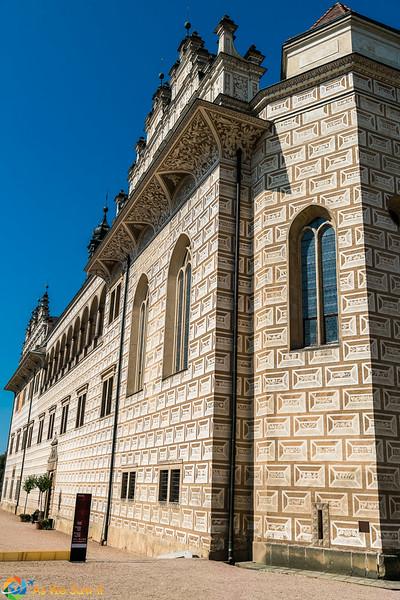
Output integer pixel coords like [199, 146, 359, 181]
[47, 436, 58, 471]
[205, 108, 267, 161]
[159, 111, 219, 182]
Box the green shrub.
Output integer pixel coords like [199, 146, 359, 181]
[19, 513, 31, 522]
[39, 518, 53, 530]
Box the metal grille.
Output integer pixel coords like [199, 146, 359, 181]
[158, 470, 169, 502]
[169, 469, 180, 503]
[120, 472, 128, 499]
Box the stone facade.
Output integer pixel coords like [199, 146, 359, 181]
[2, 4, 400, 578]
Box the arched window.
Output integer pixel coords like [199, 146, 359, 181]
[290, 209, 338, 349]
[174, 249, 191, 372]
[127, 275, 149, 396]
[163, 234, 192, 377]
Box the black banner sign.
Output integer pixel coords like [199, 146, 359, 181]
[70, 493, 92, 562]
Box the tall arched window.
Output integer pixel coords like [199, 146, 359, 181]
[290, 209, 338, 349]
[163, 234, 192, 377]
[175, 249, 191, 372]
[127, 275, 149, 395]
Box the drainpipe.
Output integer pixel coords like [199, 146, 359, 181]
[1, 392, 17, 501]
[227, 147, 242, 564]
[15, 374, 35, 514]
[101, 254, 131, 545]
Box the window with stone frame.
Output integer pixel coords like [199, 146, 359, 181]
[158, 467, 181, 504]
[127, 275, 149, 396]
[27, 422, 34, 448]
[289, 207, 338, 349]
[75, 391, 87, 428]
[120, 471, 136, 501]
[9, 435, 14, 455]
[15, 430, 20, 453]
[60, 400, 69, 435]
[37, 415, 45, 444]
[108, 282, 122, 324]
[100, 374, 114, 418]
[47, 409, 56, 440]
[163, 234, 192, 378]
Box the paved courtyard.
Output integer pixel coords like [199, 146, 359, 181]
[0, 510, 397, 599]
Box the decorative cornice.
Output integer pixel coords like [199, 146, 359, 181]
[85, 99, 269, 280]
[252, 52, 400, 113]
[5, 348, 45, 394]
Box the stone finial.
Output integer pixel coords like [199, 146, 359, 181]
[214, 15, 240, 57]
[87, 207, 110, 259]
[135, 136, 146, 159]
[115, 189, 128, 215]
[244, 44, 265, 66]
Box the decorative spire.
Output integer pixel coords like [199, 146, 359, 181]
[214, 15, 240, 57]
[88, 207, 110, 259]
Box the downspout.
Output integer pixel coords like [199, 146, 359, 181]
[15, 375, 35, 514]
[1, 392, 17, 501]
[101, 254, 131, 545]
[227, 147, 242, 564]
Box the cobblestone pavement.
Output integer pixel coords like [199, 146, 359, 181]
[0, 510, 397, 600]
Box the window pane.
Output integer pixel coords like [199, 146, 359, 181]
[80, 394, 86, 427]
[121, 472, 128, 499]
[159, 470, 169, 502]
[169, 469, 180, 503]
[320, 226, 338, 343]
[137, 298, 147, 390]
[301, 229, 317, 346]
[128, 472, 136, 500]
[175, 271, 184, 372]
[183, 263, 191, 370]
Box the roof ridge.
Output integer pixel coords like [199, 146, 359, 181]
[310, 2, 352, 30]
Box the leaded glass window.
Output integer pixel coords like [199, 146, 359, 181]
[174, 248, 191, 372]
[135, 288, 149, 391]
[300, 218, 338, 347]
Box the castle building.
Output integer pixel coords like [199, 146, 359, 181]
[2, 3, 400, 578]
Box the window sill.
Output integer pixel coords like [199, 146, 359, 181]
[161, 367, 189, 382]
[290, 342, 340, 353]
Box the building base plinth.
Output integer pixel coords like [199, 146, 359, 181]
[253, 542, 400, 580]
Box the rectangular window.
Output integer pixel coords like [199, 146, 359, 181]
[317, 509, 324, 540]
[9, 435, 14, 455]
[128, 472, 136, 500]
[34, 372, 40, 394]
[60, 403, 69, 435]
[27, 423, 34, 448]
[158, 470, 169, 502]
[15, 431, 20, 453]
[108, 283, 122, 324]
[100, 376, 114, 418]
[158, 468, 181, 503]
[37, 417, 44, 444]
[76, 392, 87, 428]
[2, 479, 8, 500]
[169, 469, 180, 503]
[120, 472, 128, 499]
[22, 428, 27, 451]
[47, 410, 55, 440]
[120, 472, 136, 501]
[15, 479, 20, 501]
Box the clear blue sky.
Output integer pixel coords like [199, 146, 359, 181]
[0, 0, 398, 451]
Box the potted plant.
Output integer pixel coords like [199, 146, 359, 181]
[22, 474, 37, 515]
[19, 513, 31, 522]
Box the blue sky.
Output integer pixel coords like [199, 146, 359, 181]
[0, 0, 399, 451]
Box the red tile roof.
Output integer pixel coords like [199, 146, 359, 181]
[310, 2, 352, 30]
